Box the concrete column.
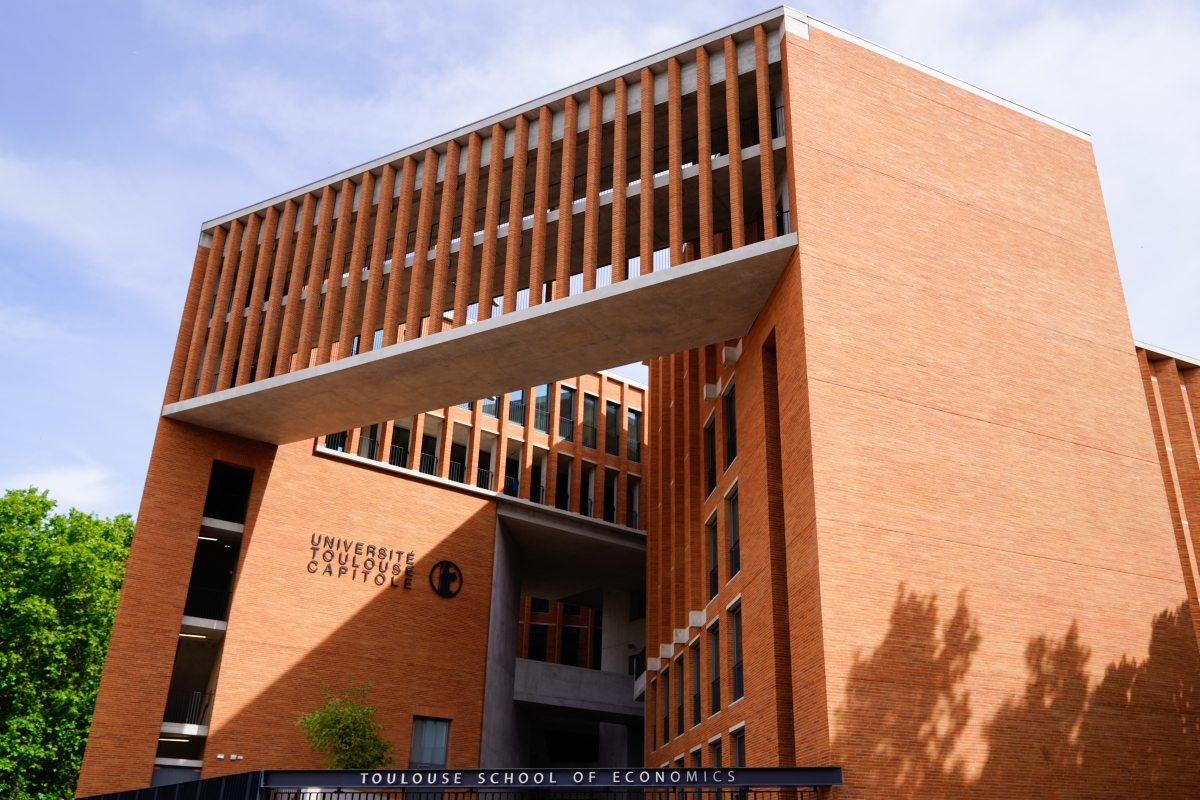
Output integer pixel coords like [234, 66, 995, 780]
[553, 96, 578, 299]
[359, 164, 395, 352]
[295, 184, 336, 368]
[667, 58, 683, 268]
[755, 25, 777, 240]
[336, 171, 376, 356]
[165, 237, 216, 404]
[429, 140, 461, 335]
[528, 107, 553, 307]
[404, 148, 440, 341]
[452, 133, 483, 328]
[610, 78, 628, 284]
[503, 116, 529, 314]
[236, 205, 280, 386]
[601, 589, 631, 673]
[476, 124, 505, 322]
[479, 522, 522, 767]
[582, 86, 602, 292]
[216, 212, 262, 391]
[724, 36, 745, 250]
[316, 178, 356, 363]
[273, 194, 315, 376]
[599, 722, 629, 768]
[638, 68, 655, 276]
[382, 156, 416, 347]
[196, 217, 244, 396]
[696, 47, 715, 259]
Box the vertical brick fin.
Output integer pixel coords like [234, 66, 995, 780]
[779, 33, 803, 251]
[430, 139, 462, 335]
[405, 148, 440, 340]
[611, 79, 628, 283]
[761, 336, 796, 763]
[257, 200, 298, 380]
[164, 240, 213, 405]
[682, 349, 702, 614]
[217, 212, 263, 391]
[667, 58, 684, 268]
[639, 69, 655, 276]
[453, 134, 482, 327]
[360, 164, 396, 351]
[696, 47, 714, 258]
[179, 224, 227, 400]
[554, 96, 579, 299]
[274, 193, 316, 375]
[755, 25, 777, 240]
[503, 116, 529, 314]
[316, 178, 356, 364]
[382, 156, 416, 347]
[582, 86, 603, 292]
[337, 170, 376, 356]
[295, 184, 336, 364]
[671, 354, 685, 629]
[724, 36, 745, 249]
[197, 217, 244, 397]
[477, 125, 505, 321]
[528, 107, 553, 306]
[236, 205, 279, 387]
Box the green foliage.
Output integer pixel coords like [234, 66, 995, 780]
[0, 487, 134, 800]
[297, 683, 394, 769]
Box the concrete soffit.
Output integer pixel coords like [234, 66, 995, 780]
[1136, 340, 1200, 370]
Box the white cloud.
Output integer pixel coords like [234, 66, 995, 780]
[5, 465, 119, 517]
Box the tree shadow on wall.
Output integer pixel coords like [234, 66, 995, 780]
[832, 586, 1200, 799]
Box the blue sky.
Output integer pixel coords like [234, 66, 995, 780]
[1, 0, 1197, 518]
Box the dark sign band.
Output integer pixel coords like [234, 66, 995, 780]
[263, 766, 843, 789]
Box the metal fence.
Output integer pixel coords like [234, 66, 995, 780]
[268, 791, 817, 800]
[81, 769, 260, 800]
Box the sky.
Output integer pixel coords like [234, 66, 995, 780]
[0, 0, 1196, 519]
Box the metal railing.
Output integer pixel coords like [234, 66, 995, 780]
[559, 416, 574, 441]
[603, 500, 617, 523]
[163, 689, 215, 726]
[323, 431, 348, 452]
[448, 462, 466, 483]
[357, 436, 379, 460]
[582, 423, 597, 449]
[389, 444, 408, 468]
[776, 208, 791, 236]
[508, 401, 526, 426]
[628, 510, 639, 529]
[183, 586, 229, 621]
[79, 769, 261, 800]
[606, 431, 620, 456]
[504, 475, 520, 497]
[628, 440, 641, 463]
[270, 792, 816, 800]
[419, 453, 438, 476]
[476, 468, 493, 490]
[534, 408, 550, 433]
[482, 397, 499, 417]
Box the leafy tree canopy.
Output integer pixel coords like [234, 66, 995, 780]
[297, 683, 394, 769]
[0, 488, 134, 800]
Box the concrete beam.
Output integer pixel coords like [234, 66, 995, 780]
[162, 234, 797, 444]
[514, 658, 643, 720]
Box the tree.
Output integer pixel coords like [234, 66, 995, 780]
[297, 683, 394, 769]
[0, 488, 134, 800]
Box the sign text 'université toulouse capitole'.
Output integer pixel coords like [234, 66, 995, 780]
[262, 767, 844, 789]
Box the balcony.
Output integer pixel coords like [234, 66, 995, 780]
[534, 408, 550, 433]
[182, 586, 229, 622]
[419, 453, 438, 476]
[389, 444, 408, 468]
[509, 401, 526, 426]
[163, 690, 214, 728]
[476, 468, 493, 490]
[448, 461, 466, 483]
[357, 436, 379, 460]
[559, 416, 574, 441]
[503, 475, 520, 497]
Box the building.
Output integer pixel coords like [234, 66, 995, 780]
[78, 6, 1200, 798]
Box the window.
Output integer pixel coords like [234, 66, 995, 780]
[627, 409, 641, 462]
[704, 419, 717, 495]
[482, 396, 499, 418]
[324, 431, 348, 452]
[626, 476, 641, 530]
[509, 389, 526, 426]
[528, 624, 548, 661]
[559, 386, 576, 440]
[733, 727, 745, 766]
[409, 717, 450, 768]
[708, 517, 719, 600]
[534, 385, 550, 432]
[605, 401, 620, 455]
[582, 395, 598, 448]
[710, 623, 721, 714]
[711, 737, 722, 768]
[731, 605, 744, 701]
[724, 491, 734, 578]
[530, 597, 550, 614]
[560, 626, 581, 667]
[692, 748, 702, 768]
[389, 425, 410, 468]
[691, 642, 701, 727]
[662, 668, 670, 745]
[724, 386, 737, 466]
[676, 656, 684, 737]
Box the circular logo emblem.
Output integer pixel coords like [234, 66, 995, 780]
[429, 560, 463, 598]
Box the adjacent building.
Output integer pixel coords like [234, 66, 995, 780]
[78, 6, 1199, 798]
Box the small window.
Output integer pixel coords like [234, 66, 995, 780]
[482, 396, 499, 418]
[409, 717, 450, 768]
[704, 419, 717, 495]
[627, 409, 642, 462]
[582, 395, 598, 449]
[691, 641, 701, 727]
[728, 490, 740, 577]
[676, 655, 684, 736]
[724, 385, 737, 467]
[711, 737, 723, 768]
[528, 624, 548, 661]
[662, 668, 670, 745]
[559, 386, 576, 441]
[708, 518, 719, 600]
[710, 622, 721, 714]
[733, 727, 746, 767]
[530, 597, 550, 614]
[534, 385, 551, 433]
[731, 605, 744, 700]
[605, 401, 621, 455]
[560, 626, 581, 667]
[563, 603, 581, 616]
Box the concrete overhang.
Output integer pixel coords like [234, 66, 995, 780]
[514, 658, 644, 721]
[497, 496, 645, 600]
[161, 234, 797, 445]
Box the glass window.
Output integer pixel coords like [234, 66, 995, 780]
[728, 490, 740, 577]
[534, 385, 550, 432]
[528, 624, 548, 661]
[691, 642, 701, 727]
[582, 395, 598, 449]
[627, 409, 641, 462]
[662, 667, 670, 745]
[530, 597, 550, 614]
[605, 401, 620, 455]
[676, 656, 684, 736]
[509, 389, 526, 426]
[482, 396, 499, 418]
[708, 518, 719, 600]
[559, 386, 576, 441]
[704, 419, 717, 494]
[409, 717, 450, 768]
[731, 605, 744, 700]
[724, 386, 737, 467]
[710, 623, 721, 714]
[711, 737, 722, 768]
[733, 727, 745, 766]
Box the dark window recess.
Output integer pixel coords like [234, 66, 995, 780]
[555, 456, 571, 511]
[202, 462, 253, 524]
[324, 431, 348, 452]
[545, 726, 599, 764]
[534, 384, 551, 432]
[705, 419, 717, 494]
[710, 623, 722, 714]
[629, 646, 646, 678]
[729, 490, 741, 577]
[592, 626, 603, 670]
[563, 603, 581, 616]
[712, 737, 723, 768]
[582, 395, 598, 448]
[708, 518, 720, 599]
[449, 443, 467, 483]
[560, 626, 581, 667]
[605, 401, 620, 455]
[676, 657, 684, 736]
[627, 409, 642, 462]
[733, 727, 746, 766]
[183, 536, 240, 621]
[692, 642, 702, 726]
[603, 469, 618, 523]
[528, 623, 549, 661]
[409, 717, 450, 769]
[559, 386, 576, 440]
[503, 457, 520, 495]
[724, 387, 738, 466]
[530, 597, 550, 614]
[662, 669, 670, 745]
[732, 605, 745, 700]
[420, 434, 438, 476]
[389, 425, 410, 468]
[530, 464, 544, 503]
